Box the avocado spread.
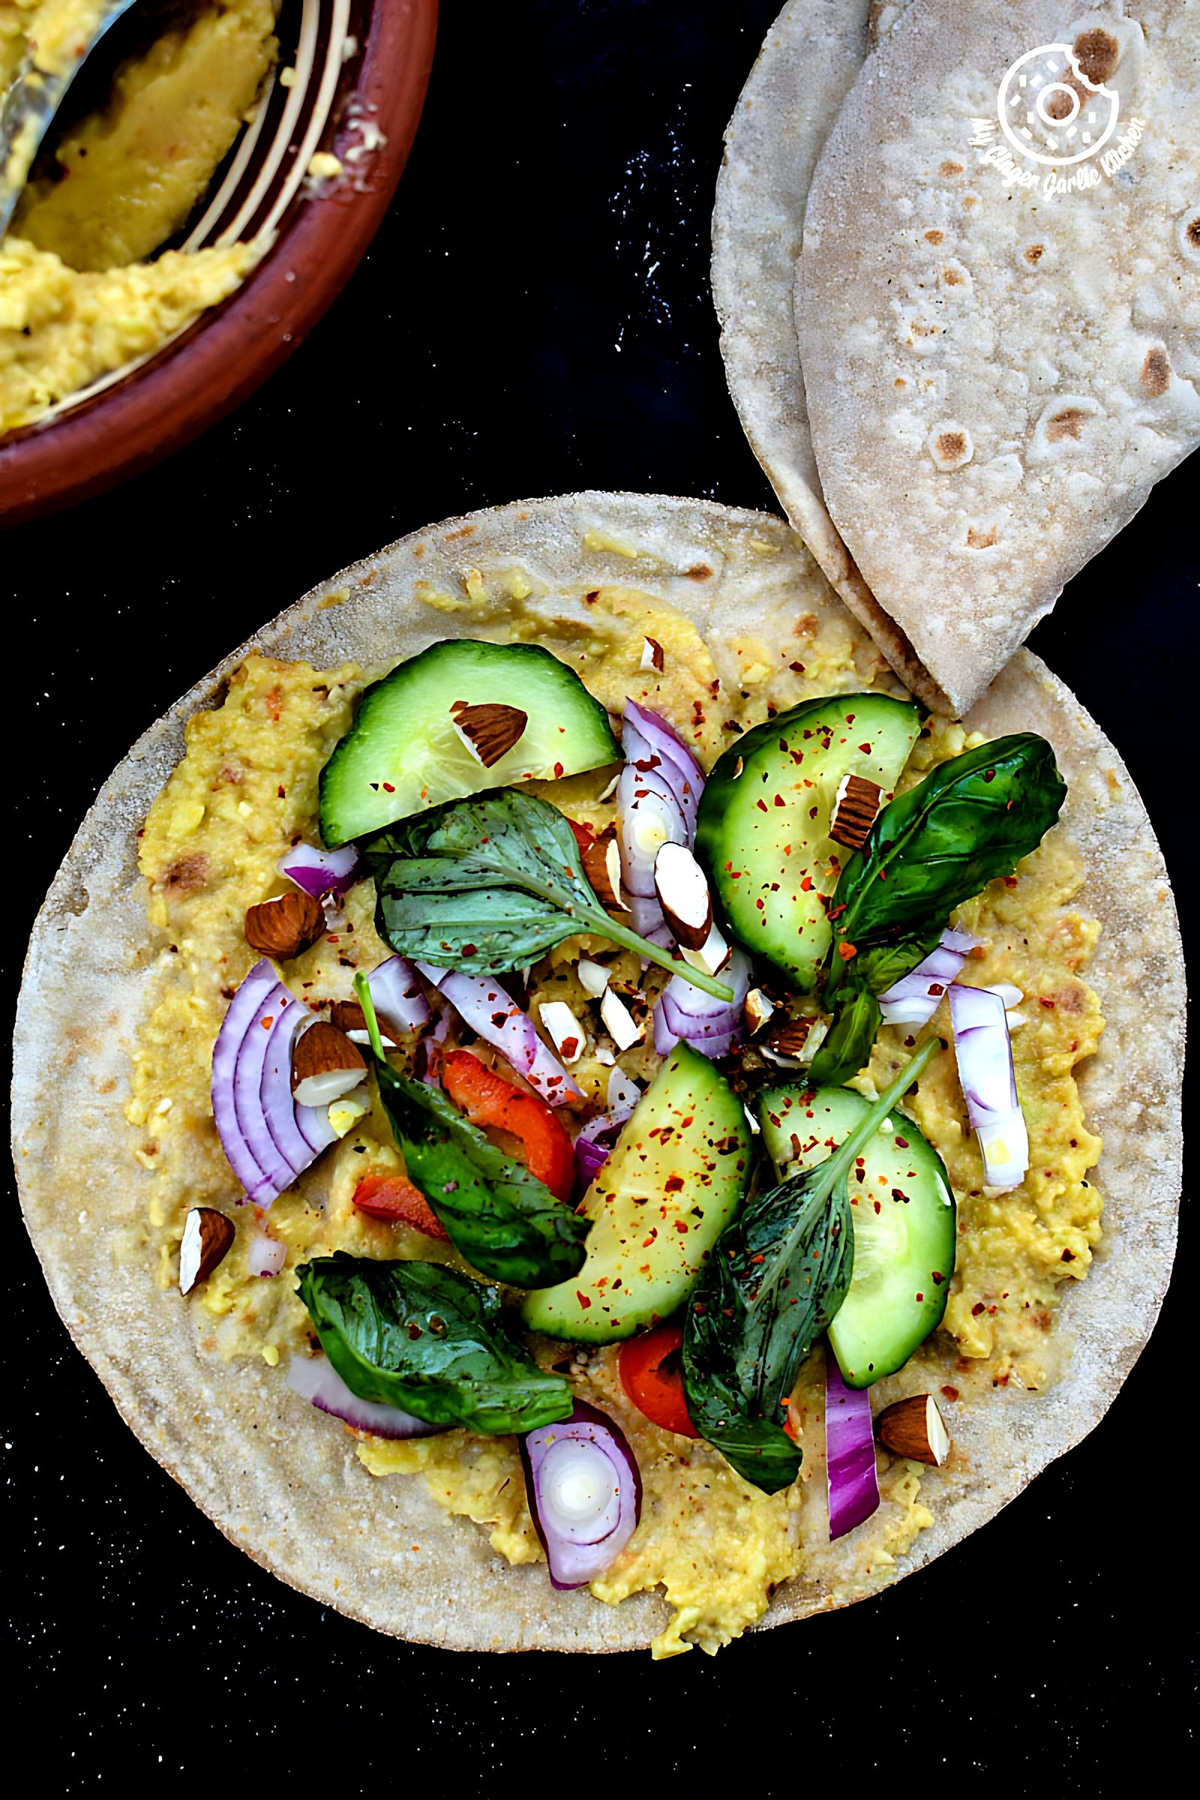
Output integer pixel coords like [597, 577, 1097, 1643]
[0, 0, 278, 433]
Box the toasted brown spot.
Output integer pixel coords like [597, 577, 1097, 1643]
[683, 563, 713, 581]
[1141, 347, 1171, 396]
[1074, 28, 1119, 86]
[1046, 87, 1076, 121]
[1047, 408, 1089, 443]
[942, 266, 963, 286]
[1025, 243, 1045, 266]
[966, 525, 997, 549]
[924, 228, 944, 245]
[793, 612, 819, 640]
[1188, 217, 1200, 251]
[937, 431, 967, 462]
[164, 853, 210, 895]
[895, 376, 907, 388]
[940, 161, 963, 177]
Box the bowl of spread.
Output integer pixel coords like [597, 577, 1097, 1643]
[0, 0, 437, 523]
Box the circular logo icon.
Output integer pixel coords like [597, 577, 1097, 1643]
[997, 44, 1120, 167]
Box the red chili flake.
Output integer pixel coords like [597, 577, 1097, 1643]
[673, 1219, 689, 1233]
[756, 798, 768, 812]
[277, 785, 286, 799]
[576, 1292, 592, 1309]
[838, 942, 858, 961]
[553, 762, 564, 778]
[382, 782, 396, 793]
[1004, 875, 1018, 888]
[642, 1231, 658, 1247]
[828, 903, 847, 920]
[932, 1271, 944, 1285]
[915, 1292, 924, 1303]
[858, 743, 871, 755]
[462, 944, 477, 956]
[799, 875, 813, 892]
[773, 794, 785, 807]
[1039, 997, 1056, 1009]
[971, 1302, 985, 1317]
[665, 1175, 684, 1193]
[941, 1385, 960, 1402]
[491, 1011, 508, 1027]
[1061, 1248, 1076, 1263]
[983, 769, 996, 783]
[894, 1136, 909, 1149]
[260, 1015, 273, 1030]
[749, 1253, 765, 1265]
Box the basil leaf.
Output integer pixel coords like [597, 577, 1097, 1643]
[296, 1253, 574, 1434]
[372, 1058, 589, 1288]
[826, 734, 1065, 999]
[808, 986, 883, 1088]
[370, 787, 734, 1000]
[683, 1040, 937, 1493]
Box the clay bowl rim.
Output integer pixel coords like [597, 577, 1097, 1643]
[0, 0, 439, 529]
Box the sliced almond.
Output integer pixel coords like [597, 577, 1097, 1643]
[829, 773, 883, 851]
[600, 986, 644, 1051]
[576, 958, 610, 998]
[449, 700, 528, 768]
[744, 987, 776, 1035]
[679, 919, 731, 977]
[179, 1207, 236, 1296]
[583, 829, 628, 913]
[245, 890, 325, 960]
[328, 1092, 371, 1138]
[640, 635, 665, 672]
[653, 842, 712, 951]
[291, 1021, 367, 1107]
[539, 1000, 586, 1065]
[875, 1394, 951, 1466]
[762, 1014, 828, 1066]
[328, 999, 397, 1046]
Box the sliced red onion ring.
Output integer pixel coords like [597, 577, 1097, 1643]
[616, 701, 706, 938]
[287, 1354, 445, 1439]
[948, 984, 1029, 1191]
[278, 842, 361, 899]
[212, 958, 336, 1205]
[654, 949, 751, 1057]
[520, 1400, 642, 1589]
[825, 1353, 880, 1540]
[877, 928, 983, 1026]
[574, 1133, 612, 1195]
[415, 964, 583, 1106]
[368, 955, 432, 1035]
[247, 1229, 288, 1278]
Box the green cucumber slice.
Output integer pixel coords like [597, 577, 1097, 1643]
[759, 1080, 956, 1386]
[320, 639, 621, 845]
[695, 693, 919, 991]
[521, 1042, 752, 1342]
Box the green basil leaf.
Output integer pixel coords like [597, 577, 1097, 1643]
[372, 1059, 589, 1288]
[826, 734, 1065, 998]
[369, 787, 734, 1000]
[682, 1040, 937, 1493]
[683, 1165, 852, 1493]
[808, 986, 883, 1087]
[295, 1252, 574, 1435]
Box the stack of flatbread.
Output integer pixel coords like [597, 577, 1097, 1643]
[713, 0, 1200, 716]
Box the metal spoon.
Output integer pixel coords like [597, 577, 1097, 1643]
[0, 0, 140, 238]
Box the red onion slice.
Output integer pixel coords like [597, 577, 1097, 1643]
[623, 700, 704, 833]
[247, 1228, 288, 1278]
[948, 984, 1029, 1190]
[574, 1133, 612, 1195]
[520, 1400, 642, 1589]
[653, 949, 751, 1057]
[415, 964, 583, 1106]
[877, 928, 983, 1026]
[278, 842, 361, 899]
[211, 960, 278, 1195]
[368, 955, 432, 1035]
[212, 958, 336, 1204]
[287, 1354, 445, 1439]
[616, 701, 705, 938]
[236, 985, 303, 1202]
[825, 1353, 880, 1540]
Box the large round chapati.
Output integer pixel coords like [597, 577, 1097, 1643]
[795, 0, 1200, 717]
[12, 493, 1183, 1650]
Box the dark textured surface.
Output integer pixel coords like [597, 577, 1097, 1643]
[5, 1, 1195, 1784]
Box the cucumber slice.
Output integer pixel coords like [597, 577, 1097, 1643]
[695, 693, 919, 991]
[759, 1081, 955, 1387]
[319, 640, 621, 845]
[521, 1042, 752, 1342]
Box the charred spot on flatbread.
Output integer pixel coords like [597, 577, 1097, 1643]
[163, 853, 210, 894]
[1024, 244, 1046, 267]
[1073, 28, 1120, 87]
[1046, 408, 1090, 444]
[1140, 348, 1171, 397]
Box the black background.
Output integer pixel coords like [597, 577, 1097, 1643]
[7, 2, 1196, 1785]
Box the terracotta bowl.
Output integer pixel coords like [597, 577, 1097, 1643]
[0, 0, 438, 526]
